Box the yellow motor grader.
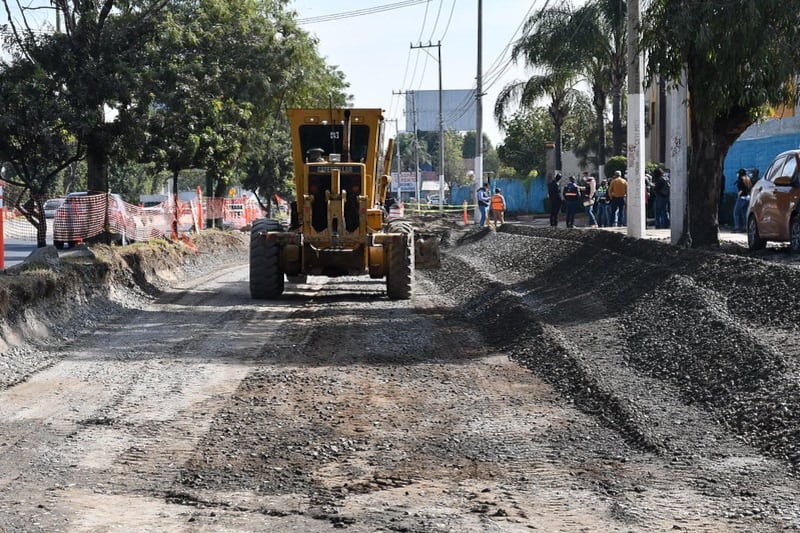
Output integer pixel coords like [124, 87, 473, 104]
[249, 108, 439, 300]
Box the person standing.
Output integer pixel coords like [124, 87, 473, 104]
[732, 168, 752, 232]
[595, 178, 612, 227]
[477, 183, 490, 227]
[581, 174, 598, 227]
[490, 187, 506, 229]
[652, 167, 671, 229]
[548, 173, 563, 227]
[562, 176, 581, 228]
[608, 170, 628, 227]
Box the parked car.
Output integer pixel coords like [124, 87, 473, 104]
[427, 194, 445, 206]
[53, 192, 134, 248]
[43, 197, 65, 219]
[747, 149, 800, 252]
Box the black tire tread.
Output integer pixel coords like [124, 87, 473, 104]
[386, 220, 414, 300]
[250, 218, 284, 299]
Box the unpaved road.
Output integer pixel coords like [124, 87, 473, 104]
[1, 225, 800, 532]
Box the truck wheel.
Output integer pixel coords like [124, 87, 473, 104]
[250, 218, 284, 299]
[386, 220, 414, 300]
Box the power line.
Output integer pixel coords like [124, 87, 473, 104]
[297, 0, 431, 25]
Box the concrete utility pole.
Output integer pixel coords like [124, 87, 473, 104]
[668, 71, 689, 246]
[474, 0, 484, 224]
[626, 0, 646, 238]
[410, 41, 445, 212]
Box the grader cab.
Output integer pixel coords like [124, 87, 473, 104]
[249, 108, 435, 300]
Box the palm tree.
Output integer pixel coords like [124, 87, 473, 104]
[495, 6, 584, 173]
[586, 0, 627, 156]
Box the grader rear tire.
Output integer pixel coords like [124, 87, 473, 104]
[250, 218, 285, 299]
[386, 220, 414, 300]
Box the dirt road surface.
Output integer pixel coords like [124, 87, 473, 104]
[1, 225, 799, 532]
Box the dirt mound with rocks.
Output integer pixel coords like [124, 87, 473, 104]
[0, 230, 248, 389]
[423, 223, 800, 469]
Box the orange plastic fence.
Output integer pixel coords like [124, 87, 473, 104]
[2, 195, 266, 242]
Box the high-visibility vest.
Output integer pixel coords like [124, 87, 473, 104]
[490, 194, 504, 210]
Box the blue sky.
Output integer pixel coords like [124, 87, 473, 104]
[290, 1, 548, 146]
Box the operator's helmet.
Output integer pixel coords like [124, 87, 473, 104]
[307, 148, 325, 162]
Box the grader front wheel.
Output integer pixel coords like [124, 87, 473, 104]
[250, 218, 285, 299]
[386, 220, 414, 300]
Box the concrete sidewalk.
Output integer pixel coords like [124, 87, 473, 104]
[515, 215, 749, 246]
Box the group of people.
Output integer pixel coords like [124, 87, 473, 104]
[477, 184, 506, 229]
[547, 168, 674, 229]
[548, 170, 634, 228]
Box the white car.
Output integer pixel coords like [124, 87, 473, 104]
[43, 198, 65, 219]
[427, 194, 444, 205]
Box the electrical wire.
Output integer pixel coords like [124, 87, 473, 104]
[296, 0, 431, 24]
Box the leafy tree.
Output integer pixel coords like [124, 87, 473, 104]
[443, 130, 467, 187]
[562, 92, 600, 167]
[462, 131, 500, 176]
[136, 0, 347, 227]
[496, 108, 553, 177]
[642, 0, 800, 246]
[0, 60, 83, 247]
[496, 4, 584, 173]
[396, 132, 432, 173]
[574, 0, 627, 157]
[50, 1, 168, 193]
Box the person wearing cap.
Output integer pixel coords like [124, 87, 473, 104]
[595, 178, 612, 227]
[477, 183, 491, 227]
[608, 170, 628, 227]
[580, 172, 598, 227]
[489, 187, 506, 229]
[733, 168, 752, 232]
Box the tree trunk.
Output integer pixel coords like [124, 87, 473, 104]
[593, 87, 606, 171]
[35, 197, 47, 248]
[611, 90, 623, 156]
[172, 169, 180, 238]
[554, 121, 563, 173]
[686, 129, 724, 247]
[86, 137, 109, 194]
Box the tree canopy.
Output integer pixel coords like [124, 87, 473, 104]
[642, 0, 800, 246]
[0, 0, 349, 242]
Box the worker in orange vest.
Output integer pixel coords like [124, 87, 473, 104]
[490, 187, 506, 229]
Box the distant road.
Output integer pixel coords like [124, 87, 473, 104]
[2, 239, 38, 269]
[2, 218, 52, 269]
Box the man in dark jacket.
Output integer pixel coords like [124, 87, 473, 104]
[562, 176, 581, 228]
[652, 168, 671, 229]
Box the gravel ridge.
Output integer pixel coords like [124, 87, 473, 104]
[421, 223, 800, 469]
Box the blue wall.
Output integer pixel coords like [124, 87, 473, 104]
[723, 132, 800, 192]
[451, 178, 549, 214]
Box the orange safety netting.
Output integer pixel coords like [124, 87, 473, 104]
[2, 195, 267, 242]
[52, 194, 177, 244]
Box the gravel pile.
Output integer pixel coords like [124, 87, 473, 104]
[422, 223, 800, 468]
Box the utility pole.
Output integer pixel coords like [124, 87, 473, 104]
[668, 71, 689, 246]
[410, 41, 445, 212]
[474, 0, 483, 224]
[626, 0, 646, 238]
